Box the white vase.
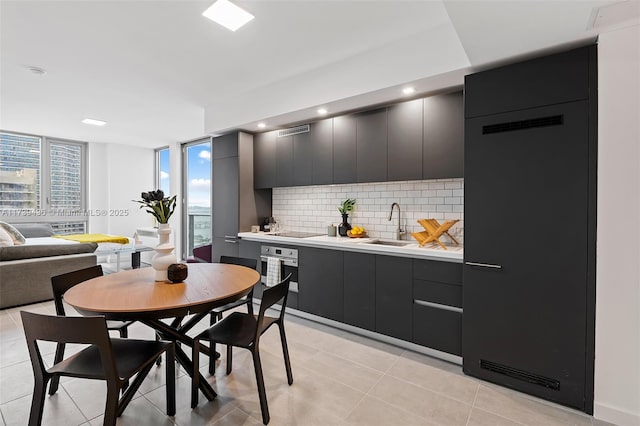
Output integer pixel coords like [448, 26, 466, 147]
[152, 223, 176, 282]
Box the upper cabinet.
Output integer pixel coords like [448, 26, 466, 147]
[333, 115, 357, 184]
[310, 119, 334, 185]
[356, 108, 388, 183]
[388, 99, 423, 181]
[292, 131, 313, 186]
[275, 134, 294, 187]
[253, 131, 277, 189]
[423, 91, 464, 179]
[464, 48, 590, 118]
[253, 91, 464, 188]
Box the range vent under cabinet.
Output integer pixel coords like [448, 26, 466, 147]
[482, 115, 563, 135]
[480, 360, 560, 390]
[277, 124, 310, 137]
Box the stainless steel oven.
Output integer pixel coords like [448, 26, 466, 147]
[260, 245, 299, 293]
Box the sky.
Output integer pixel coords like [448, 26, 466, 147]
[186, 142, 211, 209]
[158, 141, 211, 210]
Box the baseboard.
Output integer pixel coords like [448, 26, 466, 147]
[594, 402, 640, 426]
[271, 304, 463, 366]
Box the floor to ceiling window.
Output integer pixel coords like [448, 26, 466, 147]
[0, 132, 87, 233]
[156, 147, 170, 195]
[181, 138, 211, 259]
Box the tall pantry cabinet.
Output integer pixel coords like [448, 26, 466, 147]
[462, 45, 597, 413]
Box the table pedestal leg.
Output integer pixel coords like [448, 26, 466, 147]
[142, 317, 217, 401]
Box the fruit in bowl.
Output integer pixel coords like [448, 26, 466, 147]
[347, 226, 366, 238]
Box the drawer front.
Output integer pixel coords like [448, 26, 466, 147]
[414, 279, 462, 308]
[413, 259, 462, 285]
[413, 303, 462, 356]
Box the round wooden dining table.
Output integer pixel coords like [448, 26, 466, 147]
[64, 263, 260, 401]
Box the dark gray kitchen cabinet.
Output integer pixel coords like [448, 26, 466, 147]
[412, 259, 463, 356]
[311, 119, 333, 185]
[213, 155, 239, 238]
[212, 236, 239, 261]
[275, 135, 294, 187]
[298, 247, 343, 321]
[356, 108, 387, 183]
[423, 91, 464, 179]
[413, 302, 461, 356]
[292, 131, 312, 186]
[333, 115, 357, 184]
[375, 255, 412, 341]
[253, 131, 277, 189]
[387, 99, 423, 181]
[212, 132, 270, 262]
[343, 251, 375, 331]
[413, 258, 462, 286]
[238, 239, 261, 271]
[463, 45, 597, 415]
[465, 47, 590, 118]
[212, 132, 238, 159]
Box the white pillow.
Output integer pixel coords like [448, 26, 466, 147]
[0, 226, 14, 247]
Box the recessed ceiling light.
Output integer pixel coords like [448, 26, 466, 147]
[202, 0, 254, 32]
[317, 108, 328, 115]
[257, 122, 266, 129]
[402, 87, 416, 95]
[82, 118, 106, 126]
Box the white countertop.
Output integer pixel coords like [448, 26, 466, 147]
[238, 232, 463, 262]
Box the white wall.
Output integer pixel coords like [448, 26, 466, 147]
[595, 24, 640, 426]
[87, 142, 154, 237]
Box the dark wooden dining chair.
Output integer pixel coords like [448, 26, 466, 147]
[21, 311, 175, 426]
[192, 274, 293, 425]
[210, 256, 258, 322]
[49, 265, 135, 395]
[206, 255, 258, 372]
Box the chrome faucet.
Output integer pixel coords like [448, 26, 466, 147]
[388, 202, 404, 240]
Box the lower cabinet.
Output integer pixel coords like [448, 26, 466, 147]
[375, 255, 413, 341]
[413, 303, 462, 355]
[238, 240, 261, 266]
[412, 279, 462, 356]
[343, 252, 375, 331]
[298, 247, 344, 322]
[212, 236, 239, 261]
[241, 239, 463, 356]
[411, 260, 463, 356]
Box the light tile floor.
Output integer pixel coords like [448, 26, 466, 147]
[0, 284, 610, 425]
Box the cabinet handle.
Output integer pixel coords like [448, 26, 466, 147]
[224, 235, 237, 239]
[465, 261, 502, 269]
[414, 300, 463, 313]
[224, 240, 238, 244]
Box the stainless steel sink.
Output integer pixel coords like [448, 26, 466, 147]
[363, 240, 410, 247]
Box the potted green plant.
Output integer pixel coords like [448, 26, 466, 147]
[133, 190, 177, 281]
[338, 198, 356, 236]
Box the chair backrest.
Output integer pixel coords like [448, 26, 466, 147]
[255, 274, 291, 339]
[220, 255, 257, 270]
[51, 265, 104, 316]
[20, 311, 116, 379]
[193, 244, 212, 263]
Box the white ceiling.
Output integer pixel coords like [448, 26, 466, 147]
[0, 0, 632, 148]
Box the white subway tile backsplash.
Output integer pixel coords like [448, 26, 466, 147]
[272, 178, 464, 241]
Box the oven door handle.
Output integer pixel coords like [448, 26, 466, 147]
[260, 256, 297, 267]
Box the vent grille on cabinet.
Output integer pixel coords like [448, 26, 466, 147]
[480, 360, 560, 390]
[277, 125, 310, 137]
[482, 115, 563, 135]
